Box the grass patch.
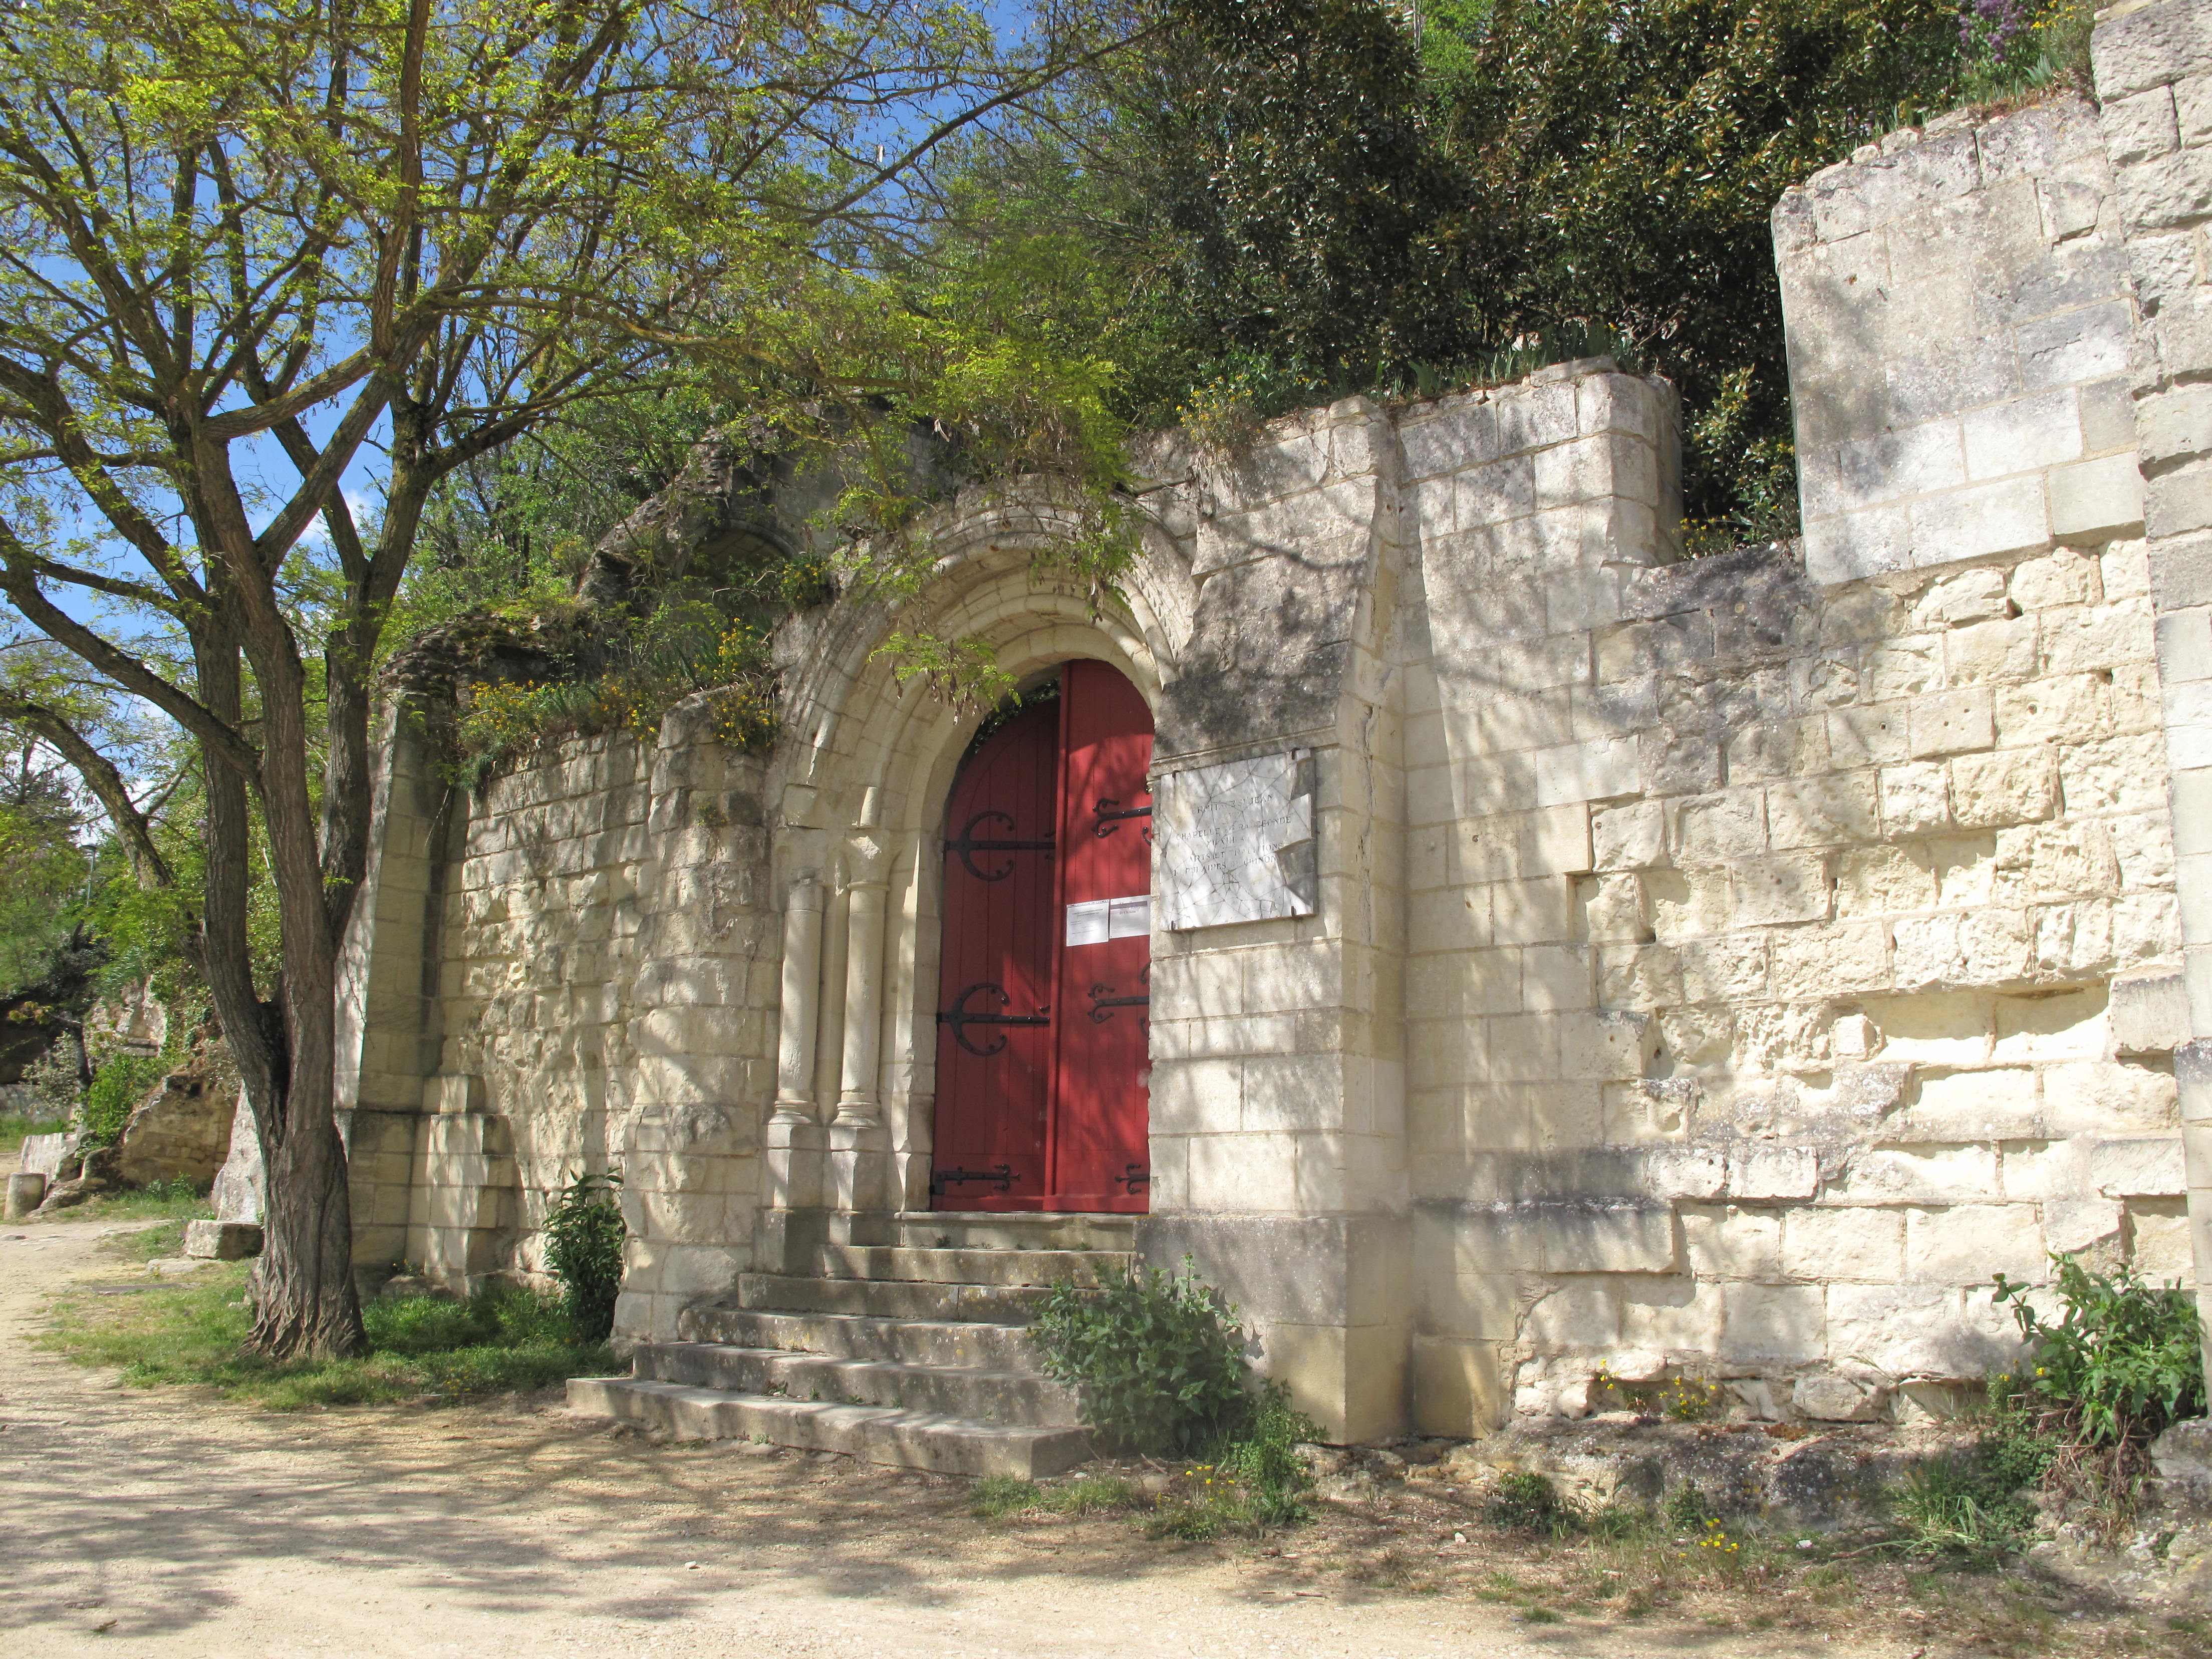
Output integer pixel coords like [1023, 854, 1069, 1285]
[13, 1177, 215, 1227]
[1888, 1449, 2040, 1566]
[41, 1272, 615, 1409]
[963, 1471, 1143, 1523]
[968, 1475, 1041, 1520]
[103, 1218, 195, 1261]
[1, 1110, 67, 1161]
[1042, 1473, 1142, 1516]
[85, 1178, 215, 1222]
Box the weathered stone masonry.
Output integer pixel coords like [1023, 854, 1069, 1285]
[332, 0, 2212, 1446]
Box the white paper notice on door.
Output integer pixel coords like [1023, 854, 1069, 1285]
[1067, 895, 1151, 946]
[1065, 899, 1110, 946]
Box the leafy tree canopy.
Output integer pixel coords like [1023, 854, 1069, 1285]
[0, 0, 1140, 1357]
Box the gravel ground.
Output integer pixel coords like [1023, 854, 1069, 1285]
[0, 1218, 1953, 1657]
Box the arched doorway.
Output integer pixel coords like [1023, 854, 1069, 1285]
[931, 660, 1153, 1213]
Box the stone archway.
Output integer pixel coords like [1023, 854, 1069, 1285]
[751, 493, 1193, 1264]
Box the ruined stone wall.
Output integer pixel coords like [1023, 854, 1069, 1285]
[1398, 87, 2194, 1433]
[366, 700, 779, 1333]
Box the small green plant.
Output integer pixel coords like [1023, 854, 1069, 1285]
[80, 1051, 164, 1147]
[1992, 1254, 2206, 1447]
[1658, 1373, 1728, 1422]
[1973, 1382, 2062, 1492]
[542, 1171, 627, 1342]
[775, 554, 837, 611]
[1142, 1388, 1321, 1539]
[1665, 1483, 1717, 1531]
[1212, 1384, 1319, 1525]
[1488, 1470, 1571, 1534]
[1030, 1257, 1250, 1456]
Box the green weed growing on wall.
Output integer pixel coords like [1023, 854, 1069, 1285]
[1991, 1254, 2206, 1447]
[542, 1172, 627, 1343]
[1032, 1258, 1320, 1535]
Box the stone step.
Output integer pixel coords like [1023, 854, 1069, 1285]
[893, 1212, 1136, 1253]
[809, 1245, 1129, 1288]
[679, 1305, 1045, 1372]
[567, 1378, 1092, 1478]
[738, 1272, 1051, 1323]
[632, 1340, 1082, 1426]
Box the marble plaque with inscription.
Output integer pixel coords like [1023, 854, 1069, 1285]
[1157, 750, 1316, 930]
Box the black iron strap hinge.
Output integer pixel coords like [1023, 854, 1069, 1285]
[1092, 796, 1153, 840]
[932, 1165, 1016, 1196]
[949, 809, 1054, 881]
[937, 981, 1051, 1056]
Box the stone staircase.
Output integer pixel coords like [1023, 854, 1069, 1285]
[567, 1213, 1132, 1477]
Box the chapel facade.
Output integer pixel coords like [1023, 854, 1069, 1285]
[326, 5, 2212, 1452]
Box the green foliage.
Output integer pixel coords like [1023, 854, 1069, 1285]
[395, 382, 735, 652]
[1974, 1388, 2064, 1493]
[1094, 0, 2074, 534]
[1888, 1447, 2041, 1565]
[1684, 368, 1802, 554]
[1030, 1258, 1252, 1456]
[42, 1269, 615, 1409]
[777, 556, 839, 613]
[1956, 0, 2095, 105]
[1489, 1470, 1571, 1533]
[1992, 1254, 2207, 1446]
[79, 1051, 163, 1148]
[541, 1172, 628, 1343]
[1031, 1260, 1316, 1535]
[451, 611, 776, 787]
[1424, 0, 1976, 529]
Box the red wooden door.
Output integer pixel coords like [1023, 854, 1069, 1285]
[1049, 660, 1154, 1211]
[931, 662, 1153, 1212]
[931, 702, 1057, 1208]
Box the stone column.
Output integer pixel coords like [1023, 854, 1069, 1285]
[761, 874, 826, 1271]
[2094, 0, 2212, 1381]
[829, 813, 893, 1240]
[774, 876, 827, 1119]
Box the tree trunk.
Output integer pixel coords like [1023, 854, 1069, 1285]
[251, 1054, 363, 1355]
[187, 591, 365, 1360]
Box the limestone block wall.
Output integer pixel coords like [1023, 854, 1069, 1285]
[1778, 96, 2146, 585]
[1144, 395, 1413, 1444]
[1401, 365, 2186, 1428]
[414, 700, 777, 1335]
[2097, 0, 2212, 1376]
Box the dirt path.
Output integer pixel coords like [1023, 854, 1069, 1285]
[0, 1223, 1904, 1658]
